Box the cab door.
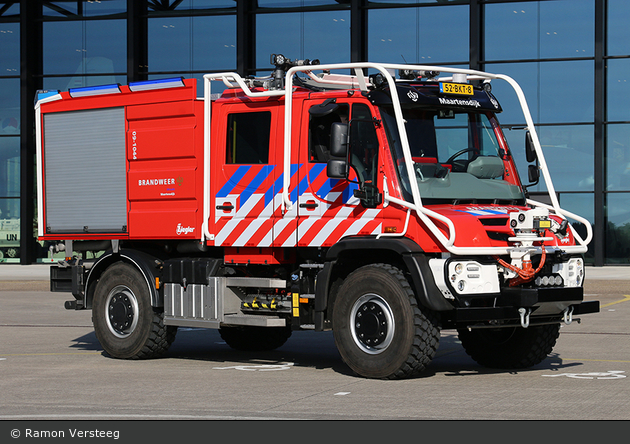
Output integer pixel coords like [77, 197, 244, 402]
[212, 104, 279, 247]
[296, 100, 383, 247]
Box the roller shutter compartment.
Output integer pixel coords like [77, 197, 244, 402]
[43, 107, 127, 234]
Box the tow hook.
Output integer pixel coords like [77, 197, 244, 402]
[563, 306, 574, 325]
[518, 307, 531, 328]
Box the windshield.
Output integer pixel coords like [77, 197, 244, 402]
[380, 106, 526, 205]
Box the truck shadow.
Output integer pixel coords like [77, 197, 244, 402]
[429, 331, 586, 377]
[69, 328, 585, 379]
[166, 328, 354, 376]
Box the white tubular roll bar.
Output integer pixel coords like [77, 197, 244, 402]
[201, 73, 286, 243]
[34, 93, 64, 238]
[201, 63, 592, 255]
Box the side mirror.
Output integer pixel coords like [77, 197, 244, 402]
[525, 131, 537, 163]
[327, 159, 348, 179]
[327, 122, 349, 179]
[528, 164, 540, 185]
[329, 122, 348, 157]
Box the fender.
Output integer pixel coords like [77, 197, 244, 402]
[315, 237, 453, 327]
[85, 249, 163, 309]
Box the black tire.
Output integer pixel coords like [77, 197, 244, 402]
[93, 262, 177, 359]
[332, 263, 440, 379]
[219, 325, 292, 351]
[457, 323, 561, 369]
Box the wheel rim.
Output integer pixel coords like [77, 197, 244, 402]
[350, 293, 395, 355]
[105, 285, 139, 338]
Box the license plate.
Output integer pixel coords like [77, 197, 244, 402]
[440, 82, 473, 95]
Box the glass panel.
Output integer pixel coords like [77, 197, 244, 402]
[149, 15, 236, 73]
[149, 17, 191, 72]
[0, 78, 20, 136]
[43, 21, 82, 74]
[256, 10, 350, 69]
[350, 103, 379, 185]
[506, 124, 594, 193]
[485, 62, 539, 125]
[606, 124, 630, 192]
[43, 75, 127, 92]
[147, 0, 235, 13]
[368, 6, 468, 64]
[380, 107, 525, 204]
[192, 15, 236, 72]
[0, 2, 19, 16]
[558, 192, 594, 263]
[83, 0, 126, 16]
[484, 2, 538, 61]
[43, 1, 126, 17]
[539, 125, 594, 192]
[304, 11, 350, 64]
[43, 20, 126, 75]
[539, 60, 593, 123]
[0, 22, 19, 74]
[258, 0, 345, 6]
[485, 0, 594, 61]
[605, 192, 630, 264]
[607, 58, 630, 123]
[0, 136, 19, 198]
[539, 0, 593, 59]
[487, 60, 593, 125]
[309, 103, 349, 163]
[190, 0, 235, 9]
[367, 1, 443, 4]
[256, 13, 300, 68]
[43, 1, 79, 17]
[608, 0, 630, 56]
[0, 197, 19, 263]
[226, 112, 271, 164]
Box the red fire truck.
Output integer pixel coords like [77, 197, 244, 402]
[35, 55, 598, 379]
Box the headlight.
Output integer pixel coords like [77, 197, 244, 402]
[447, 261, 500, 295]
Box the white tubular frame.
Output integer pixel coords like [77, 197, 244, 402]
[201, 63, 592, 255]
[34, 93, 64, 238]
[201, 73, 286, 243]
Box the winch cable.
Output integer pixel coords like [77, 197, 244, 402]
[494, 243, 547, 287]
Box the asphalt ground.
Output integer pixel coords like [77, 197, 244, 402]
[0, 265, 628, 438]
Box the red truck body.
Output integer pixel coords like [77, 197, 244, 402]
[34, 59, 599, 379]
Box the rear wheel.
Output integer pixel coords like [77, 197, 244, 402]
[457, 323, 561, 369]
[93, 262, 177, 359]
[332, 264, 440, 379]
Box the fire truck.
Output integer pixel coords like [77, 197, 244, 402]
[34, 55, 599, 379]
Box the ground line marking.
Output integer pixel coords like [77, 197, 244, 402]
[600, 295, 630, 308]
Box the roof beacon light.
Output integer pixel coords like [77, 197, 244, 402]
[128, 77, 186, 92]
[69, 84, 121, 98]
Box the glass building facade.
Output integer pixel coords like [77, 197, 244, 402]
[1, 0, 628, 265]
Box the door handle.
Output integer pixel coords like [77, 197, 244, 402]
[216, 203, 234, 211]
[299, 201, 319, 209]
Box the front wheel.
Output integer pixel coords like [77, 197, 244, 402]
[457, 323, 561, 369]
[93, 262, 177, 359]
[332, 264, 440, 379]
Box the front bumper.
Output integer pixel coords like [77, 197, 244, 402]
[442, 286, 599, 328]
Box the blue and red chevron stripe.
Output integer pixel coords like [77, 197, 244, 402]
[213, 164, 381, 247]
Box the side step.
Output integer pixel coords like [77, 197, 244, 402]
[165, 314, 286, 329]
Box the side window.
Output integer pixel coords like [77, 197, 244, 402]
[308, 104, 349, 163]
[226, 112, 271, 164]
[350, 103, 379, 184]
